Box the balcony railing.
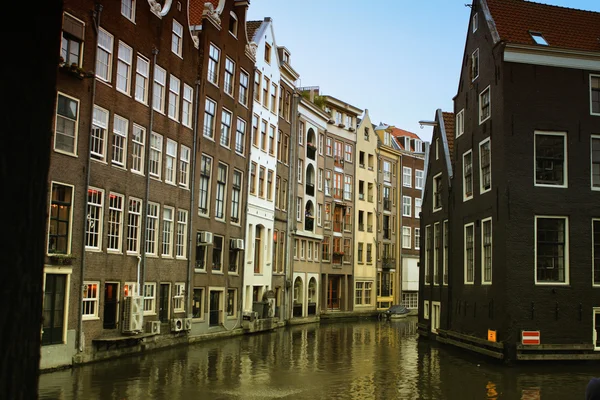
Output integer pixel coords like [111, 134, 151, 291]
[383, 171, 391, 182]
[324, 220, 332, 230]
[382, 257, 395, 269]
[343, 191, 352, 201]
[383, 199, 391, 211]
[367, 225, 373, 232]
[368, 195, 373, 202]
[334, 157, 344, 168]
[333, 188, 343, 200]
[239, 90, 248, 105]
[332, 253, 343, 265]
[235, 142, 244, 154]
[359, 193, 364, 200]
[195, 259, 205, 270]
[358, 223, 364, 231]
[344, 223, 352, 232]
[306, 183, 315, 197]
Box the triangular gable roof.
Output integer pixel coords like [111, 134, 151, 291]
[484, 0, 600, 52]
[246, 20, 263, 42]
[442, 112, 455, 164]
[189, 0, 223, 26]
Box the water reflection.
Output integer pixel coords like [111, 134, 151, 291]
[39, 319, 599, 400]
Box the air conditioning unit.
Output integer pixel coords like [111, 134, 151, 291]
[171, 318, 184, 332]
[230, 238, 244, 250]
[197, 231, 213, 246]
[184, 318, 192, 331]
[145, 320, 160, 335]
[122, 296, 144, 333]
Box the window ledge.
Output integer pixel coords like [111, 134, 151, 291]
[82, 317, 100, 321]
[194, 269, 207, 274]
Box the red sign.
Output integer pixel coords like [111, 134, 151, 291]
[522, 330, 540, 345]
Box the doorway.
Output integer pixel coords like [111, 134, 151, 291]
[209, 290, 221, 326]
[159, 283, 170, 323]
[594, 308, 600, 350]
[42, 274, 67, 345]
[327, 276, 341, 310]
[103, 282, 118, 329]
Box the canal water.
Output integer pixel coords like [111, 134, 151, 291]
[39, 319, 598, 399]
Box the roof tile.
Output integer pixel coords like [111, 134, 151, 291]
[442, 112, 455, 163]
[246, 20, 263, 42]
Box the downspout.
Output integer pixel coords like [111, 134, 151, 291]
[284, 93, 300, 321]
[77, 3, 102, 353]
[186, 73, 201, 319]
[140, 48, 159, 307]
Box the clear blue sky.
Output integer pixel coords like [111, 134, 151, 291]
[247, 0, 600, 141]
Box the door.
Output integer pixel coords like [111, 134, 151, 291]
[595, 309, 600, 350]
[103, 283, 118, 329]
[209, 291, 221, 326]
[159, 284, 170, 323]
[42, 274, 66, 345]
[328, 276, 340, 310]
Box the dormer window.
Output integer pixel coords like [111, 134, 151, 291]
[228, 12, 238, 37]
[283, 51, 290, 64]
[472, 13, 478, 33]
[530, 31, 548, 46]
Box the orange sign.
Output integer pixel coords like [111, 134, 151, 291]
[522, 331, 540, 345]
[488, 329, 497, 342]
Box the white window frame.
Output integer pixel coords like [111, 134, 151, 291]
[433, 172, 442, 212]
[47, 182, 75, 255]
[231, 170, 242, 224]
[96, 28, 113, 82]
[297, 197, 302, 222]
[463, 149, 474, 201]
[112, 114, 128, 167]
[198, 154, 212, 216]
[204, 97, 217, 139]
[415, 198, 422, 219]
[179, 145, 190, 188]
[224, 57, 235, 97]
[472, 12, 478, 33]
[431, 301, 441, 334]
[135, 55, 149, 105]
[107, 192, 124, 252]
[176, 209, 188, 259]
[403, 167, 412, 188]
[215, 163, 228, 221]
[54, 92, 80, 156]
[239, 69, 249, 106]
[91, 105, 109, 161]
[591, 74, 600, 116]
[171, 20, 183, 58]
[173, 283, 185, 313]
[415, 169, 424, 190]
[126, 197, 143, 254]
[479, 85, 491, 124]
[116, 41, 133, 95]
[481, 217, 492, 285]
[534, 215, 569, 286]
[534, 131, 568, 188]
[153, 65, 166, 113]
[443, 220, 448, 285]
[433, 222, 439, 285]
[456, 109, 464, 138]
[145, 202, 160, 256]
[131, 124, 145, 175]
[182, 83, 193, 128]
[149, 132, 163, 180]
[85, 187, 104, 250]
[143, 282, 156, 315]
[423, 300, 430, 320]
[402, 226, 411, 249]
[82, 282, 100, 320]
[165, 139, 177, 185]
[121, 0, 136, 21]
[479, 137, 491, 194]
[220, 108, 232, 148]
[161, 206, 174, 257]
[464, 222, 475, 285]
[415, 227, 420, 250]
[471, 48, 479, 81]
[402, 196, 412, 217]
[207, 43, 220, 85]
[168, 74, 180, 121]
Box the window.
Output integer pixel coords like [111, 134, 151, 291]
[402, 227, 411, 249]
[433, 173, 442, 211]
[326, 137, 332, 156]
[591, 75, 600, 115]
[233, 118, 246, 155]
[281, 180, 288, 211]
[535, 131, 567, 187]
[116, 41, 133, 94]
[434, 223, 440, 285]
[403, 167, 412, 187]
[267, 170, 274, 201]
[171, 20, 183, 57]
[112, 115, 128, 167]
[259, 166, 266, 198]
[592, 136, 600, 189]
[96, 28, 113, 82]
[107, 193, 124, 252]
[254, 71, 261, 102]
[192, 288, 204, 319]
[297, 159, 303, 183]
[463, 150, 473, 200]
[173, 283, 185, 312]
[456, 109, 464, 138]
[530, 31, 549, 46]
[227, 289, 237, 317]
[322, 237, 330, 261]
[464, 223, 474, 284]
[415, 198, 422, 218]
[153, 65, 166, 113]
[480, 138, 491, 193]
[229, 11, 238, 36]
[415, 170, 424, 190]
[263, 77, 270, 108]
[215, 163, 228, 220]
[135, 55, 149, 104]
[402, 196, 412, 217]
[179, 145, 190, 188]
[176, 210, 188, 258]
[366, 243, 372, 263]
[208, 44, 220, 85]
[436, 138, 439, 160]
[180, 83, 193, 128]
[300, 240, 306, 259]
[127, 198, 142, 253]
[55, 94, 79, 155]
[269, 125, 276, 156]
[85, 188, 104, 249]
[472, 12, 478, 32]
[239, 70, 249, 105]
[61, 13, 84, 67]
[261, 120, 267, 151]
[383, 161, 392, 182]
[42, 274, 67, 345]
[317, 203, 322, 226]
[91, 105, 108, 161]
[319, 134, 324, 155]
[198, 155, 212, 215]
[131, 124, 145, 174]
[535, 216, 568, 284]
[196, 241, 207, 271]
[479, 86, 491, 124]
[168, 74, 180, 120]
[415, 228, 421, 250]
[224, 57, 235, 96]
[145, 202, 159, 255]
[443, 220, 448, 285]
[249, 162, 257, 195]
[149, 132, 163, 179]
[231, 170, 242, 223]
[220, 109, 232, 147]
[481, 217, 492, 284]
[423, 300, 430, 320]
[264, 42, 271, 63]
[345, 143, 353, 163]
[425, 226, 431, 284]
[471, 48, 479, 81]
[121, 0, 135, 21]
[212, 236, 223, 271]
[82, 282, 99, 319]
[162, 206, 174, 257]
[271, 83, 277, 113]
[48, 183, 73, 254]
[594, 220, 600, 286]
[344, 175, 352, 200]
[204, 98, 216, 139]
[143, 283, 156, 315]
[297, 197, 302, 221]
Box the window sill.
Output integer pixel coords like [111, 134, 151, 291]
[116, 88, 132, 98]
[107, 250, 123, 255]
[534, 183, 568, 189]
[134, 98, 149, 107]
[91, 157, 108, 165]
[211, 271, 224, 275]
[82, 317, 100, 321]
[53, 149, 78, 158]
[111, 163, 127, 170]
[194, 269, 207, 274]
[96, 78, 113, 88]
[535, 282, 570, 286]
[85, 248, 102, 253]
[143, 312, 157, 317]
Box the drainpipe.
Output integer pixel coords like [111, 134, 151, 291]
[140, 48, 159, 307]
[284, 92, 300, 321]
[185, 73, 201, 319]
[77, 3, 102, 353]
